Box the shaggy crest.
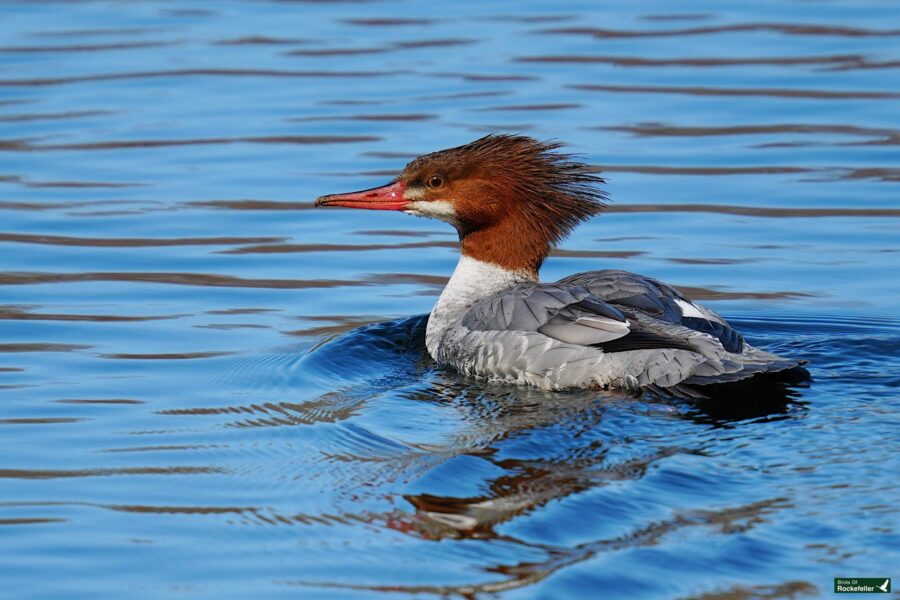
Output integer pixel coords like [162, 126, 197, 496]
[403, 134, 608, 247]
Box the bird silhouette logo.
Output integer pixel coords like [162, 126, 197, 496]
[877, 579, 890, 593]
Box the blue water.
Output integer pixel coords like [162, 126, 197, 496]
[1, 1, 898, 598]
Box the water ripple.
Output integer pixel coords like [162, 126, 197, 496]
[0, 135, 380, 151]
[541, 23, 900, 38]
[571, 83, 900, 100]
[2, 0, 897, 596]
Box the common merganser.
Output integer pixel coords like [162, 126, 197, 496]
[316, 135, 806, 393]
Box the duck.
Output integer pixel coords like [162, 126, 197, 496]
[316, 134, 807, 394]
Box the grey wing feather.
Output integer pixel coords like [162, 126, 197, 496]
[463, 284, 631, 347]
[559, 270, 806, 385]
[538, 314, 629, 345]
[454, 271, 805, 390]
[559, 270, 745, 354]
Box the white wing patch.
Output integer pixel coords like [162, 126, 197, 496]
[674, 298, 706, 319]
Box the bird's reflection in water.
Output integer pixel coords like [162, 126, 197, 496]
[313, 317, 807, 546]
[390, 383, 801, 543]
[397, 378, 612, 539]
[365, 369, 804, 594]
[300, 315, 805, 520]
[204, 316, 810, 594]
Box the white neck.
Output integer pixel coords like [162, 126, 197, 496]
[426, 255, 535, 359]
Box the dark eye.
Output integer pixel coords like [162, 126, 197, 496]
[427, 175, 445, 189]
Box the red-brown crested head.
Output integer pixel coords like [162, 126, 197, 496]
[316, 134, 607, 276]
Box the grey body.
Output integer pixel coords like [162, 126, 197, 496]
[427, 261, 801, 392]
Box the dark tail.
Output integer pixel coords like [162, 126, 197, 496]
[646, 360, 810, 399]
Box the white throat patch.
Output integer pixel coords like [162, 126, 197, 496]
[404, 200, 456, 223]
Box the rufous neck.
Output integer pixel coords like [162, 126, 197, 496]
[458, 213, 551, 278]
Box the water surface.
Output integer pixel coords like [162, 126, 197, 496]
[1, 1, 898, 598]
